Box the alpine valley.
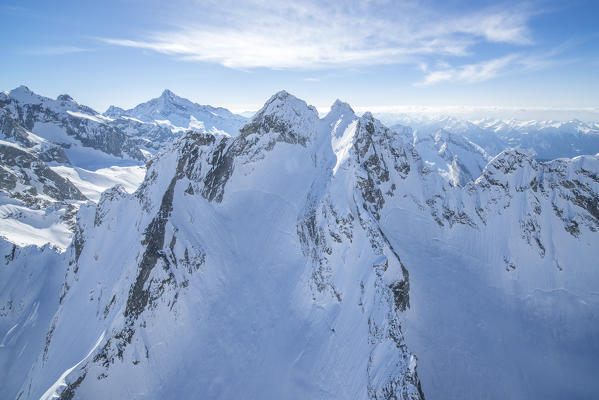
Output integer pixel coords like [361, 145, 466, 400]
[1, 87, 598, 400]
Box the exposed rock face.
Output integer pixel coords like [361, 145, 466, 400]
[0, 143, 86, 206]
[0, 109, 70, 163]
[469, 148, 599, 240]
[107, 116, 177, 153]
[0, 86, 145, 162]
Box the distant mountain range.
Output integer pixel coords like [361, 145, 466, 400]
[383, 114, 599, 161]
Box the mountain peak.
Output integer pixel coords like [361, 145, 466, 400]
[56, 94, 74, 102]
[159, 89, 185, 104]
[13, 85, 33, 93]
[156, 89, 195, 109]
[481, 148, 538, 183]
[270, 89, 291, 100]
[332, 99, 354, 113]
[361, 111, 375, 122]
[160, 89, 177, 98]
[7, 85, 42, 104]
[99, 90, 247, 135]
[10, 85, 34, 95]
[239, 91, 319, 141]
[260, 90, 317, 117]
[104, 105, 126, 118]
[328, 99, 355, 118]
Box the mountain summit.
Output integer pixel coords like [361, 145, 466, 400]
[104, 89, 247, 135]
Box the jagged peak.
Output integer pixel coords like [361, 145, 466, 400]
[358, 111, 393, 136]
[154, 89, 190, 108]
[56, 94, 74, 102]
[12, 85, 33, 94]
[239, 91, 319, 141]
[99, 184, 129, 202]
[254, 90, 318, 121]
[361, 111, 374, 120]
[329, 99, 355, 116]
[7, 85, 41, 103]
[481, 148, 538, 183]
[268, 89, 291, 101]
[6, 86, 85, 110]
[125, 90, 196, 119]
[149, 89, 220, 113]
[493, 147, 536, 161]
[160, 89, 179, 100]
[104, 105, 126, 117]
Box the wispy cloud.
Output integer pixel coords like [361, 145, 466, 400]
[21, 46, 90, 56]
[417, 54, 519, 86]
[99, 0, 535, 70]
[416, 41, 577, 86]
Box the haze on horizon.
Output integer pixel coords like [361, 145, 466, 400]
[1, 0, 598, 120]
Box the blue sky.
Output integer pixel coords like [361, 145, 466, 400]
[1, 0, 598, 115]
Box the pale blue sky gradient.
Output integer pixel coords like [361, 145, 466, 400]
[1, 0, 598, 115]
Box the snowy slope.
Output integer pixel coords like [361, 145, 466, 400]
[104, 89, 248, 136]
[387, 150, 599, 399]
[48, 165, 145, 203]
[0, 239, 66, 397]
[0, 91, 598, 400]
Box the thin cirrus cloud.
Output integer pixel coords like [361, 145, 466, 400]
[416, 42, 577, 86]
[21, 45, 90, 56]
[417, 54, 520, 86]
[99, 0, 536, 71]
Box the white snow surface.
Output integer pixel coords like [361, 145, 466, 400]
[0, 90, 598, 400]
[49, 165, 145, 202]
[0, 204, 73, 249]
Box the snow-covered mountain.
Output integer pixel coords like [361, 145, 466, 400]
[104, 89, 248, 136]
[396, 125, 491, 186]
[0, 86, 250, 250]
[0, 87, 149, 249]
[1, 90, 598, 399]
[0, 86, 144, 167]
